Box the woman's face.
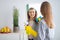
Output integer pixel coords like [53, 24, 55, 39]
[29, 9, 35, 18]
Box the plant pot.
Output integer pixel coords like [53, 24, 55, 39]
[14, 26, 19, 33]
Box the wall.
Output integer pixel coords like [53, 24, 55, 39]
[0, 0, 13, 32]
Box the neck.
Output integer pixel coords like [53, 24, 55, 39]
[30, 17, 34, 21]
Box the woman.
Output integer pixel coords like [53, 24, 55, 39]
[38, 1, 55, 40]
[27, 8, 38, 40]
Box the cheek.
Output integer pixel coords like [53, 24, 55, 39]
[28, 13, 32, 18]
[32, 13, 35, 17]
[29, 13, 31, 16]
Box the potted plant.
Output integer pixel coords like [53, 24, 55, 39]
[13, 7, 19, 32]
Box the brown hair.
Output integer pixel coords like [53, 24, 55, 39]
[40, 1, 54, 28]
[27, 8, 37, 22]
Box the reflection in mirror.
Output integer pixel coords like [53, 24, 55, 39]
[26, 4, 43, 18]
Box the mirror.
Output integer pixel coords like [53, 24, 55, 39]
[26, 3, 43, 18]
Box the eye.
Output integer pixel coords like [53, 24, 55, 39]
[29, 11, 32, 13]
[33, 11, 34, 13]
[30, 12, 32, 13]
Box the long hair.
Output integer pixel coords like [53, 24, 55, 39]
[27, 8, 37, 22]
[40, 1, 54, 28]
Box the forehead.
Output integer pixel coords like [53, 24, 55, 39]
[29, 9, 35, 12]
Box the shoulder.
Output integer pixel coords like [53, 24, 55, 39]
[39, 19, 48, 28]
[39, 19, 46, 25]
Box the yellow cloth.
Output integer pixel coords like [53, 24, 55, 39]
[38, 17, 41, 22]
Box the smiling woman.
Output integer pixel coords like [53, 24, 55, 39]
[26, 4, 43, 18]
[26, 7, 38, 40]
